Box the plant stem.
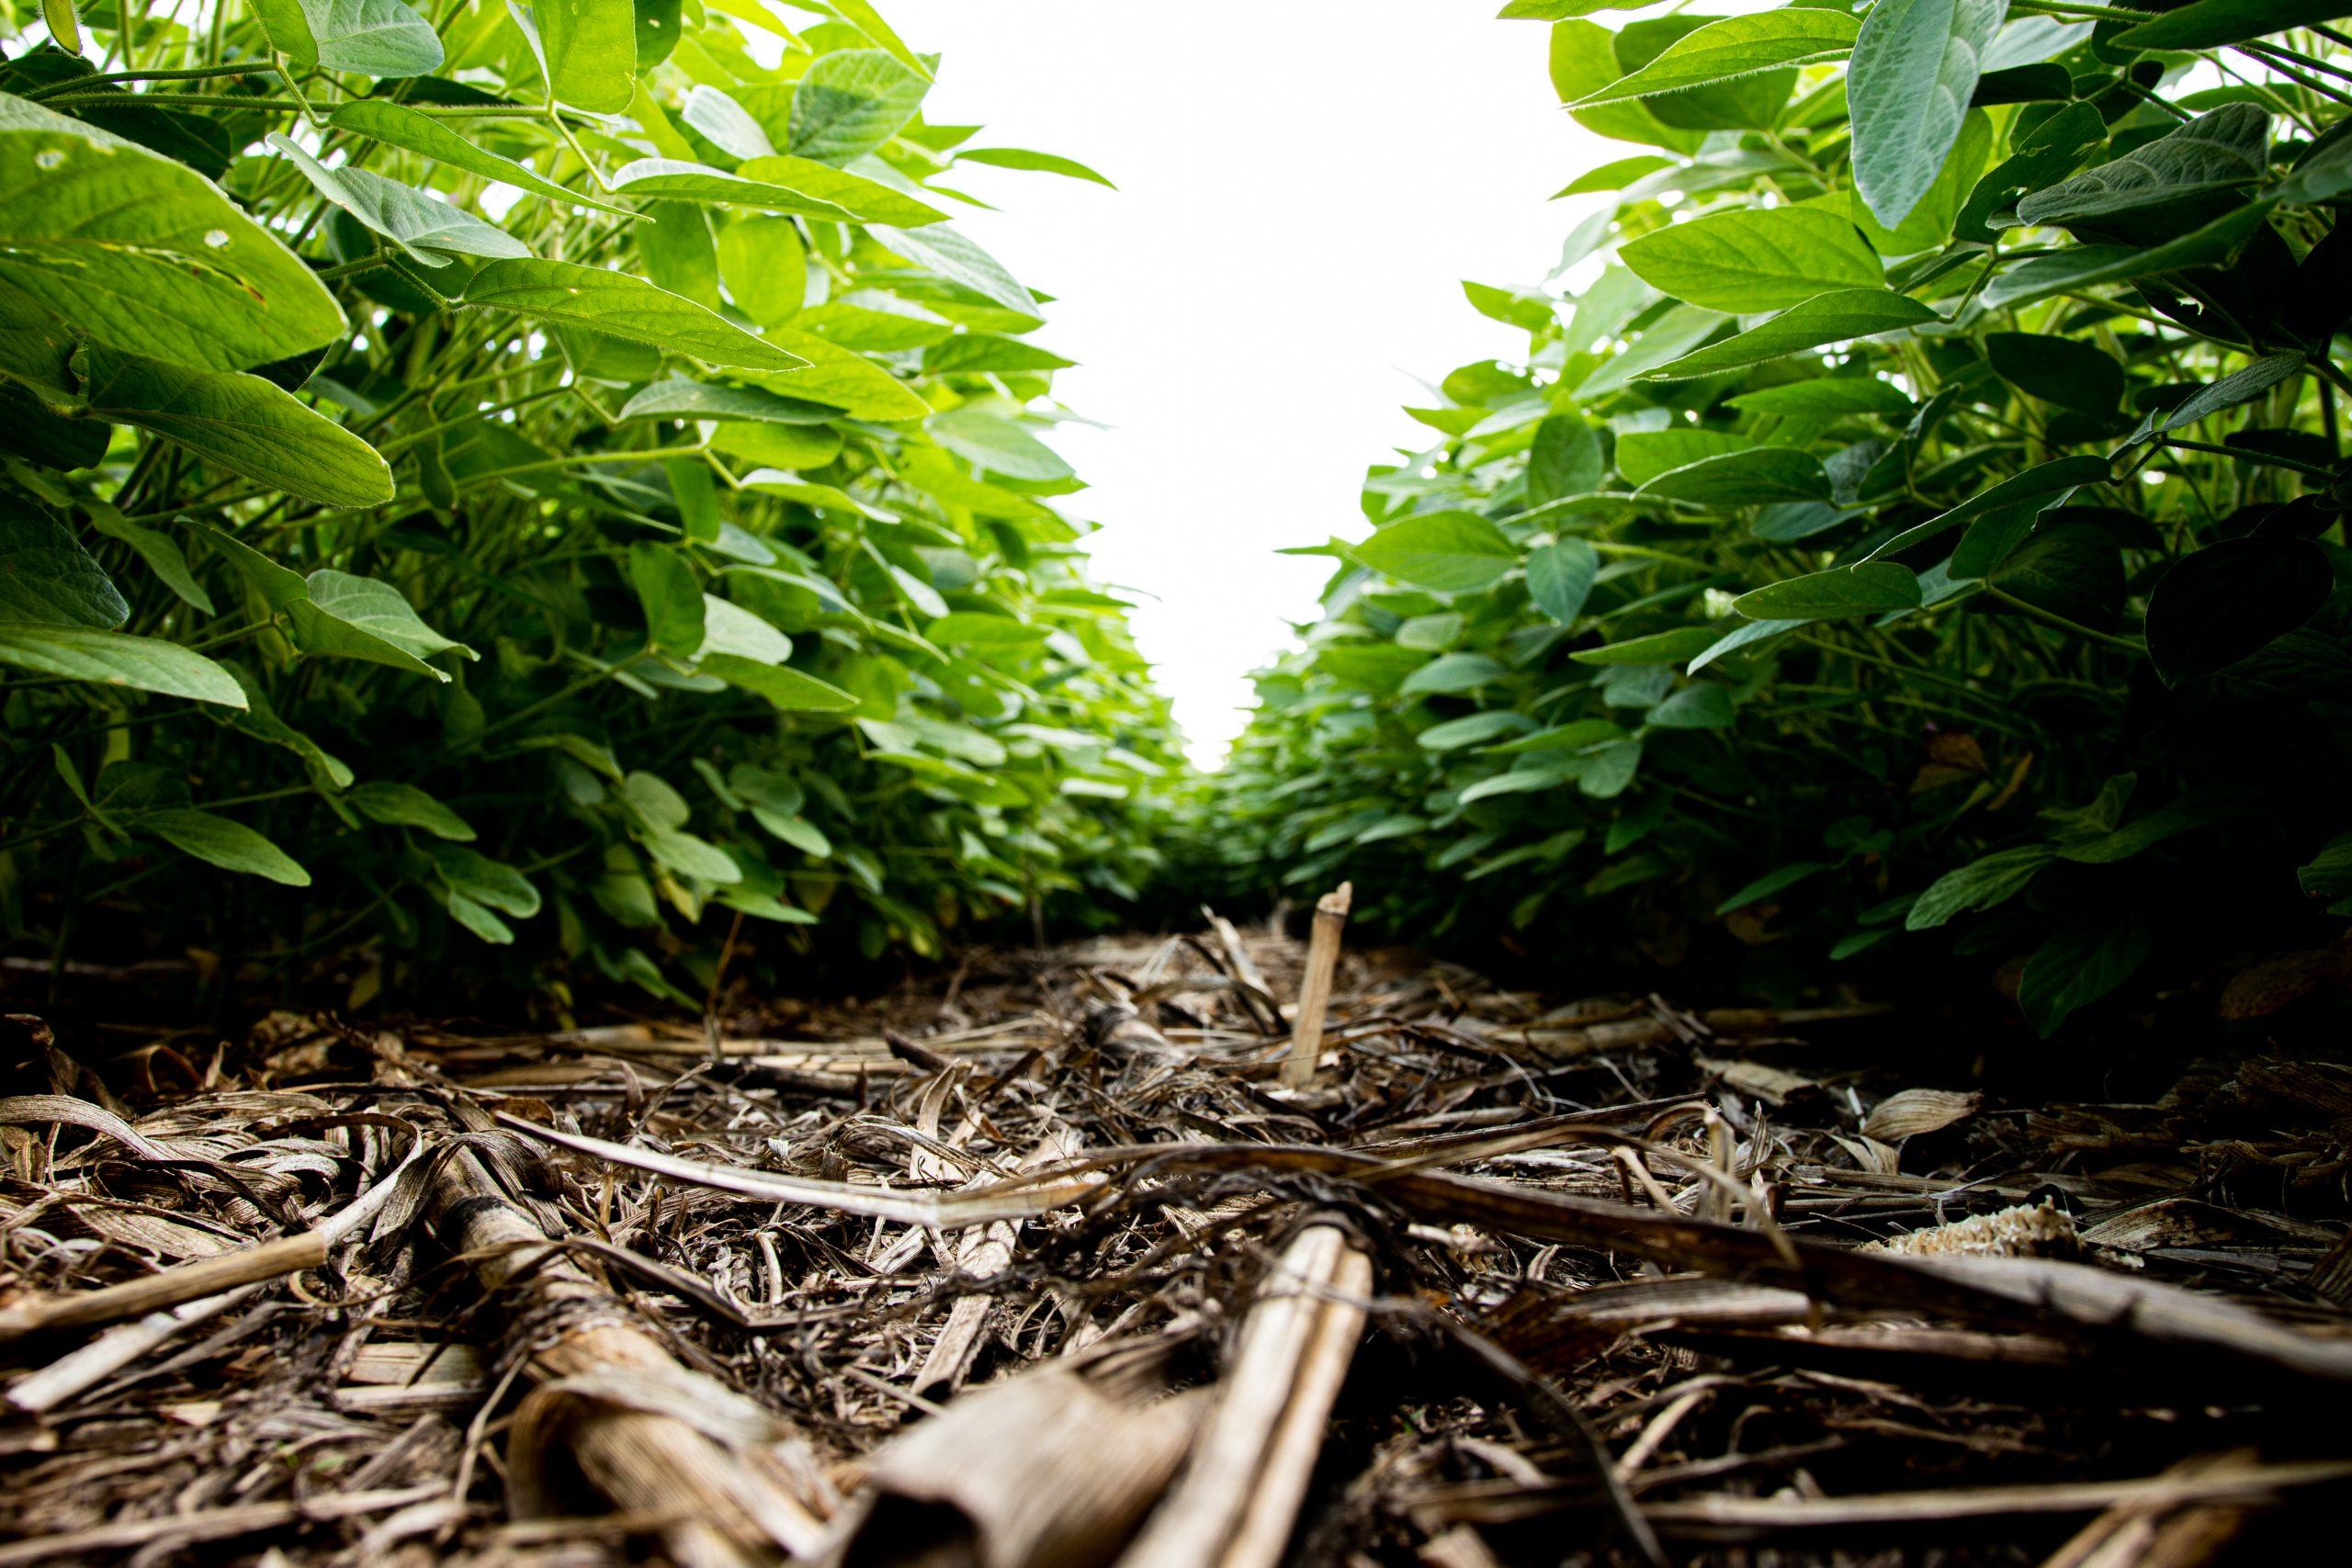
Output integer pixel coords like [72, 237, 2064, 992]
[2160, 435, 2340, 479]
[1981, 586, 2147, 654]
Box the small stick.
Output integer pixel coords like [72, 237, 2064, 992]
[0, 1229, 328, 1343]
[1116, 1222, 1372, 1568]
[6, 1145, 421, 1416]
[1203, 907, 1282, 1033]
[1281, 884, 1351, 1089]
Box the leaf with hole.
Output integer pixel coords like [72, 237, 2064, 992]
[0, 94, 345, 374]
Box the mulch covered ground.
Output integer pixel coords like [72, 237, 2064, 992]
[4, 915, 2350, 1567]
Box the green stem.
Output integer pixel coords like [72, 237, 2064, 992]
[38, 92, 304, 109]
[23, 62, 272, 99]
[1981, 585, 2146, 654]
[2160, 434, 2340, 479]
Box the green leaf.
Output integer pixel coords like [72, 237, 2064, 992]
[84, 503, 211, 614]
[1555, 154, 1676, 196]
[1401, 653, 1507, 695]
[927, 612, 1047, 647]
[250, 0, 445, 77]
[326, 101, 629, 214]
[643, 826, 741, 883]
[682, 84, 775, 158]
[1353, 511, 1518, 592]
[826, 0, 933, 79]
[1863, 455, 2110, 560]
[1646, 682, 1735, 728]
[1571, 626, 1724, 664]
[876, 224, 1038, 316]
[2018, 919, 2152, 1036]
[1527, 413, 1604, 503]
[1638, 290, 1938, 380]
[1635, 447, 1832, 506]
[346, 781, 477, 840]
[2126, 351, 2304, 445]
[461, 260, 808, 371]
[428, 843, 541, 916]
[747, 329, 931, 420]
[1575, 304, 1734, 398]
[1852, 109, 1994, 256]
[702, 653, 860, 711]
[2054, 794, 2239, 865]
[2017, 104, 2268, 228]
[927, 407, 1072, 481]
[1616, 429, 1748, 488]
[610, 158, 861, 222]
[1733, 562, 1921, 620]
[0, 501, 127, 627]
[1581, 739, 1644, 798]
[956, 146, 1114, 187]
[2114, 0, 2345, 51]
[2298, 832, 2352, 898]
[1954, 100, 2107, 244]
[1621, 207, 1883, 312]
[266, 134, 529, 265]
[1689, 616, 1801, 673]
[698, 594, 793, 663]
[1527, 538, 1600, 624]
[144, 808, 310, 886]
[617, 378, 831, 424]
[716, 215, 807, 326]
[71, 343, 393, 510]
[1905, 844, 2054, 929]
[1987, 524, 2122, 631]
[1725, 378, 1914, 417]
[1717, 860, 1826, 915]
[0, 93, 345, 374]
[628, 543, 705, 655]
[788, 49, 929, 164]
[732, 155, 947, 225]
[514, 0, 635, 112]
[1848, 0, 2007, 229]
[0, 624, 245, 705]
[1569, 10, 1859, 107]
[1419, 711, 1537, 750]
[2146, 536, 2334, 686]
[42, 0, 80, 53]
[1977, 204, 2271, 311]
[1984, 332, 2121, 414]
[292, 570, 475, 676]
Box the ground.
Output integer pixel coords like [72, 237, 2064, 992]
[2, 919, 2349, 1566]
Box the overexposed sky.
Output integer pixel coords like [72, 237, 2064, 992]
[882, 3, 1604, 766]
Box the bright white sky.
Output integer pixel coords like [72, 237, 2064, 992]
[881, 2, 1606, 766]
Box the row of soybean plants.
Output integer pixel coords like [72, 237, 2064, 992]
[1192, 0, 2351, 1035]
